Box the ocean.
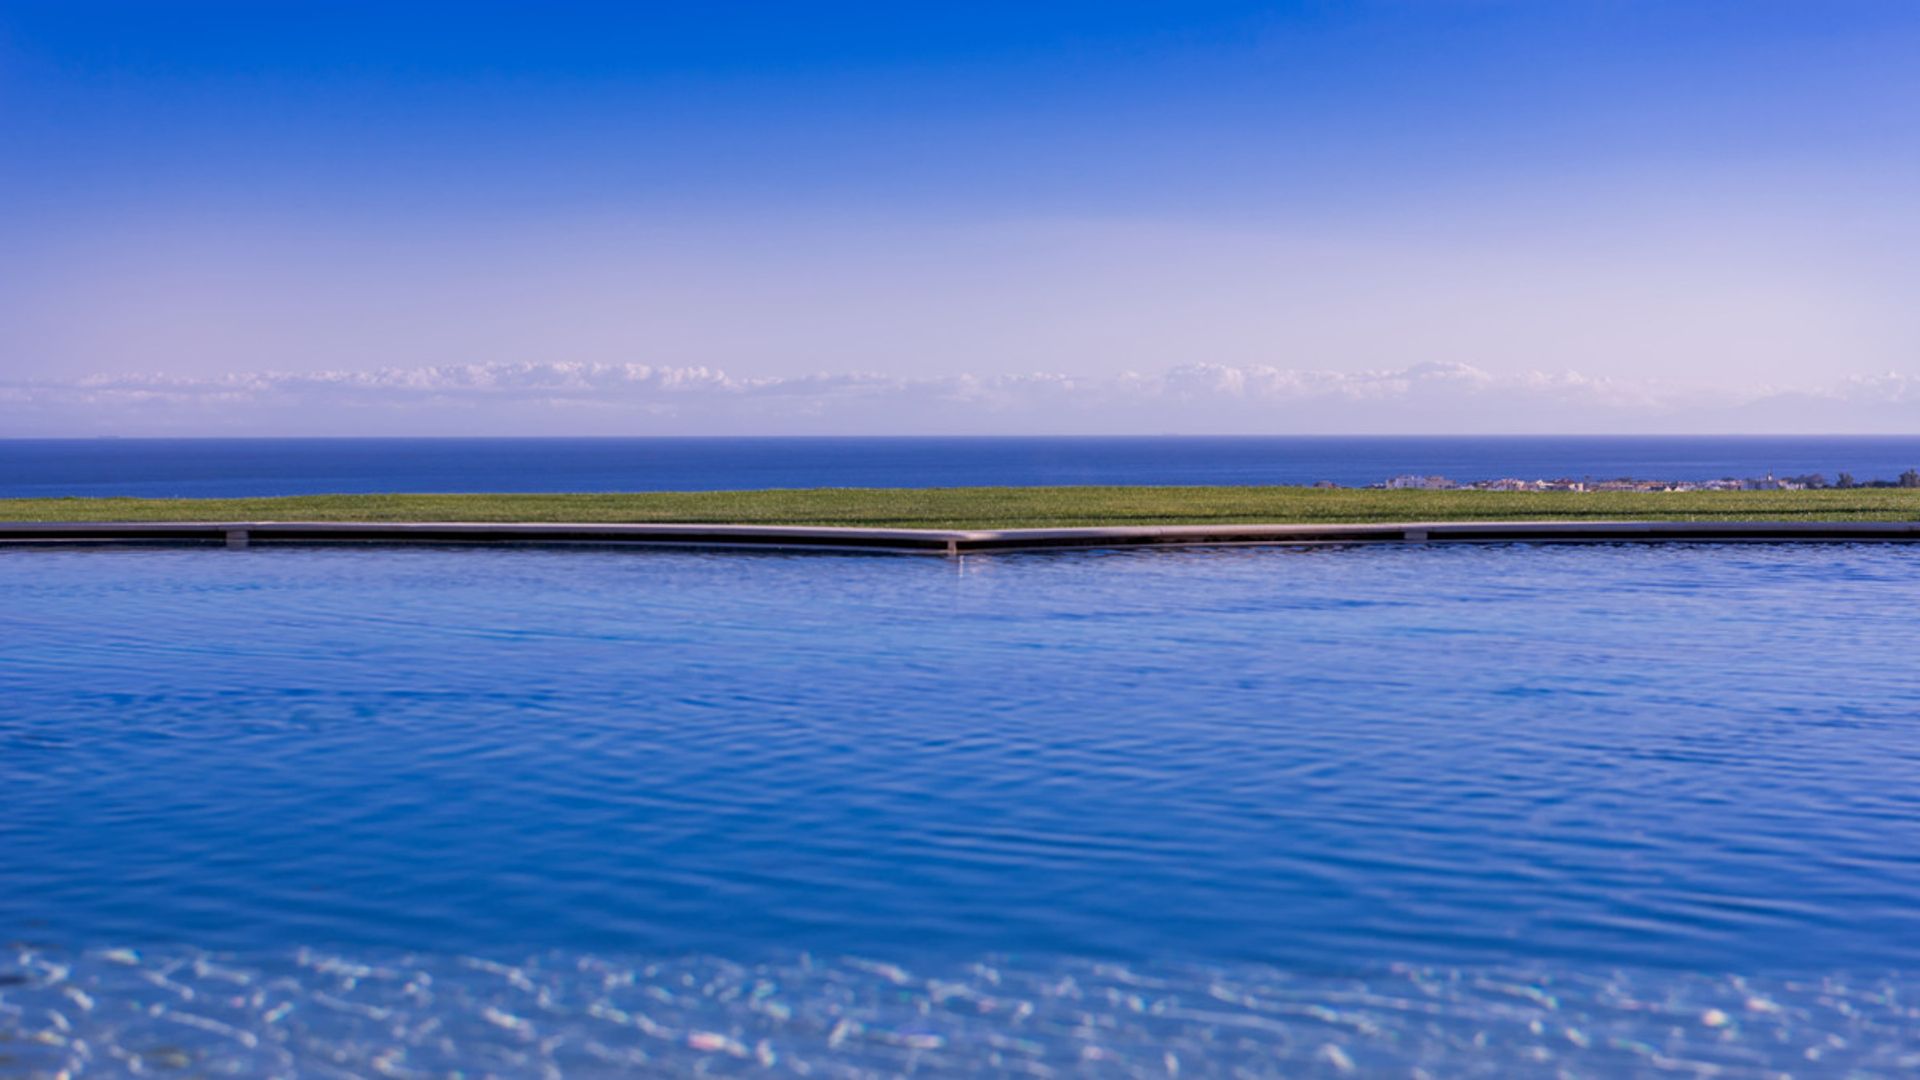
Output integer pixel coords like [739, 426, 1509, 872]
[4, 434, 1920, 497]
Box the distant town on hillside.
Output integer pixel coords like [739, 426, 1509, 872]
[1355, 470, 1920, 492]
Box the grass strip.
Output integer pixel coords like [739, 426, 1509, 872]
[3, 487, 1919, 529]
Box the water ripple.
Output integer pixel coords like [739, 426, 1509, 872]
[5, 544, 1920, 973]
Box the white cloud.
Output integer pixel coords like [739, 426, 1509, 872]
[4, 360, 1918, 436]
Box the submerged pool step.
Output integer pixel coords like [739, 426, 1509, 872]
[4, 519, 1920, 554]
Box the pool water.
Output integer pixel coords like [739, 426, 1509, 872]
[5, 544, 1920, 1075]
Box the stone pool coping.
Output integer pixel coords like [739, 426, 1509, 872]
[4, 519, 1920, 555]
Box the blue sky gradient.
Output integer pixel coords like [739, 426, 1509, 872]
[4, 2, 1918, 434]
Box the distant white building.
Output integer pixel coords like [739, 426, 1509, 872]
[1385, 474, 1456, 490]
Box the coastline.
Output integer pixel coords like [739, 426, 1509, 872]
[3, 487, 1917, 554]
[5, 485, 1920, 530]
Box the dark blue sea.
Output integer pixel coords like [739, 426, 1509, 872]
[5, 435, 1920, 496]
[7, 542, 1920, 1074]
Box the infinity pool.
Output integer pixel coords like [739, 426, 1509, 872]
[5, 544, 1920, 1075]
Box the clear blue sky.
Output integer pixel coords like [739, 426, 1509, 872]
[4, 1, 1917, 434]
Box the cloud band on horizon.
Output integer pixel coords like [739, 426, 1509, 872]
[4, 360, 1914, 437]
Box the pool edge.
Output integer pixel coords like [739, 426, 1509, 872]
[4, 519, 1920, 555]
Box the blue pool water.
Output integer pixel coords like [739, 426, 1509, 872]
[6, 543, 1920, 1075]
[6, 434, 1920, 496]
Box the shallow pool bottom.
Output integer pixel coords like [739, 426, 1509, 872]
[11, 945, 1920, 1068]
[8, 947, 1920, 1078]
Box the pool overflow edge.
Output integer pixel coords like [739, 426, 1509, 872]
[5, 519, 1920, 555]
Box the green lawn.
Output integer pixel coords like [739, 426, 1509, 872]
[3, 487, 1919, 529]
